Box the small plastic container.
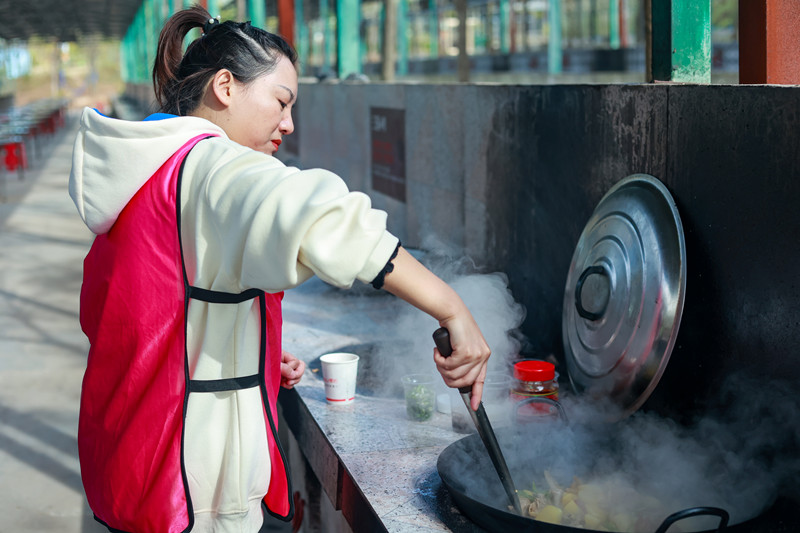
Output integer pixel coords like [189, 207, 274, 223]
[483, 371, 513, 405]
[511, 360, 560, 422]
[402, 374, 436, 421]
[450, 371, 513, 433]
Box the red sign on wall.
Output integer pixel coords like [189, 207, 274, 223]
[370, 107, 406, 202]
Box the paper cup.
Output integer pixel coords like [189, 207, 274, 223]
[320, 352, 359, 404]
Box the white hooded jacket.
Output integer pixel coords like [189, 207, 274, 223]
[70, 108, 399, 532]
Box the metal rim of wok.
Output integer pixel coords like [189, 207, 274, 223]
[562, 174, 687, 420]
[436, 430, 753, 533]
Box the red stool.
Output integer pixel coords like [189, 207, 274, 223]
[3, 139, 27, 178]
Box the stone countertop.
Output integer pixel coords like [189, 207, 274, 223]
[279, 276, 487, 533]
[276, 277, 800, 533]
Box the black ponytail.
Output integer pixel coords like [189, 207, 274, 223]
[152, 4, 297, 115]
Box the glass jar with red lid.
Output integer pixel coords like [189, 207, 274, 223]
[511, 359, 559, 421]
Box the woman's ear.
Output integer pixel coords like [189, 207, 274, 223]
[208, 69, 235, 108]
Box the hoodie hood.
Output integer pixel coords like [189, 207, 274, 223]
[69, 108, 227, 235]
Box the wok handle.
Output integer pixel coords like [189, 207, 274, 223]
[654, 506, 730, 533]
[433, 327, 523, 516]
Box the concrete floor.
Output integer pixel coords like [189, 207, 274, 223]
[0, 110, 108, 532]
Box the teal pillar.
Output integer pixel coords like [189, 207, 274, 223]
[548, 0, 562, 74]
[651, 0, 711, 82]
[429, 0, 438, 58]
[154, 0, 166, 34]
[499, 0, 510, 53]
[378, 2, 386, 67]
[321, 0, 332, 71]
[475, 8, 486, 51]
[144, 0, 156, 82]
[135, 8, 147, 83]
[336, 0, 361, 77]
[397, 0, 408, 75]
[609, 0, 620, 49]
[295, 0, 307, 74]
[248, 0, 266, 28]
[207, 0, 220, 17]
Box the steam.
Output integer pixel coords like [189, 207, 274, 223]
[356, 243, 800, 531]
[388, 241, 527, 380]
[449, 375, 800, 531]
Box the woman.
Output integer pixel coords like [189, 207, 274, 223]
[70, 6, 490, 533]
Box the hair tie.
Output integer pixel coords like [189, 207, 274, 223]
[203, 16, 220, 35]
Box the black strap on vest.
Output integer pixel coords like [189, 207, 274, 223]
[187, 286, 263, 304]
[183, 286, 265, 392]
[188, 374, 260, 392]
[175, 136, 267, 394]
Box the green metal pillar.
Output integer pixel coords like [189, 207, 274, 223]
[548, 0, 562, 74]
[429, 0, 438, 58]
[144, 0, 156, 81]
[249, 0, 266, 27]
[295, 0, 307, 74]
[499, 0, 510, 53]
[336, 0, 361, 77]
[207, 0, 220, 17]
[609, 0, 620, 49]
[136, 7, 147, 82]
[650, 0, 710, 82]
[397, 0, 408, 75]
[321, 0, 332, 71]
[153, 0, 166, 35]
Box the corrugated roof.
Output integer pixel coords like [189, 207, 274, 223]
[0, 0, 143, 41]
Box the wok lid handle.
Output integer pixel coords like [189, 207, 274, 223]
[574, 264, 610, 321]
[654, 506, 730, 533]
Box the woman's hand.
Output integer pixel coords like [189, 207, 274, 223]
[280, 349, 305, 389]
[433, 314, 491, 411]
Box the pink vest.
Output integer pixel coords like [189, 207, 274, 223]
[78, 135, 293, 532]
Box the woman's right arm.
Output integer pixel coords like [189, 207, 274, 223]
[380, 247, 491, 410]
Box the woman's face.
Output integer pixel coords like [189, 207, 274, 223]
[224, 56, 298, 156]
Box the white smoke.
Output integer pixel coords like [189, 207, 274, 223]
[388, 242, 527, 381]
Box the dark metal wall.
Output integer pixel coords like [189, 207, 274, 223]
[266, 80, 799, 422]
[481, 84, 800, 420]
[0, 0, 140, 40]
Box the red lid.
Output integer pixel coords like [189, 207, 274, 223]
[513, 360, 556, 382]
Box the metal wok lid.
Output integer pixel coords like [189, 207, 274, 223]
[562, 174, 686, 419]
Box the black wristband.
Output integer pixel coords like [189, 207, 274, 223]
[370, 242, 401, 290]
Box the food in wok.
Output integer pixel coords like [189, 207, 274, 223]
[516, 470, 687, 532]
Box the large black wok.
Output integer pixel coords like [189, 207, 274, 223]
[436, 423, 768, 533]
